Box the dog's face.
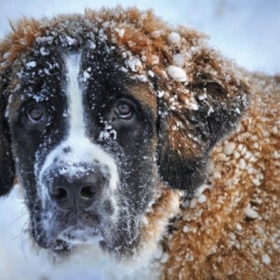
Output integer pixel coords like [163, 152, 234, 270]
[0, 8, 249, 258]
[6, 41, 160, 255]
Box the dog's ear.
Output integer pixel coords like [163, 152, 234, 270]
[157, 70, 249, 195]
[0, 69, 15, 196]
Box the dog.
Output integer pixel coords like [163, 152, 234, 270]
[0, 7, 279, 279]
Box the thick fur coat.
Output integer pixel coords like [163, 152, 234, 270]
[0, 7, 279, 280]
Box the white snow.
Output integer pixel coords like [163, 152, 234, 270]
[198, 194, 207, 204]
[89, 41, 96, 49]
[148, 70, 155, 77]
[183, 226, 190, 233]
[223, 142, 236, 155]
[197, 93, 207, 101]
[154, 245, 163, 259]
[66, 35, 76, 45]
[189, 102, 199, 111]
[39, 47, 49, 56]
[136, 74, 148, 82]
[166, 65, 187, 82]
[35, 36, 54, 44]
[3, 51, 11, 60]
[150, 30, 162, 38]
[157, 90, 165, 98]
[160, 252, 169, 264]
[238, 158, 246, 170]
[82, 68, 91, 82]
[173, 54, 185, 68]
[99, 122, 117, 141]
[167, 32, 181, 45]
[115, 28, 125, 38]
[26, 61, 36, 68]
[125, 56, 142, 72]
[262, 254, 271, 265]
[236, 224, 243, 231]
[244, 205, 259, 219]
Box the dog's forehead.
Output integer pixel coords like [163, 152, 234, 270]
[9, 40, 157, 111]
[0, 9, 210, 116]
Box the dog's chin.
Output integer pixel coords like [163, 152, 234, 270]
[50, 226, 102, 256]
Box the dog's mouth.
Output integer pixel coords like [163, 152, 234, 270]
[50, 225, 102, 255]
[33, 194, 140, 256]
[58, 225, 101, 244]
[37, 206, 105, 255]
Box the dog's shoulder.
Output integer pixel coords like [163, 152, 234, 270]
[161, 74, 280, 279]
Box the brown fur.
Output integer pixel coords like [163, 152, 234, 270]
[161, 74, 280, 279]
[0, 7, 279, 279]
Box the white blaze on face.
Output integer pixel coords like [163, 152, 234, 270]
[38, 54, 119, 205]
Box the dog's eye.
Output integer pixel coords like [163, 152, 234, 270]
[27, 106, 44, 123]
[114, 102, 133, 120]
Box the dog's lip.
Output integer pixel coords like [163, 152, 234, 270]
[50, 226, 102, 254]
[56, 225, 101, 245]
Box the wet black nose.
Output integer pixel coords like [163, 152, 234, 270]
[48, 174, 102, 210]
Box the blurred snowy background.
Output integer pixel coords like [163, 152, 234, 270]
[0, 0, 279, 279]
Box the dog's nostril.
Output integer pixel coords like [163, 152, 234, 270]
[52, 187, 68, 200]
[80, 186, 96, 200]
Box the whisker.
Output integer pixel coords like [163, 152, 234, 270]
[8, 205, 28, 227]
[20, 220, 31, 261]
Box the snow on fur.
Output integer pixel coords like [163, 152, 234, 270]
[0, 6, 279, 280]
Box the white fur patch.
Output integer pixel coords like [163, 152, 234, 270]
[38, 54, 119, 204]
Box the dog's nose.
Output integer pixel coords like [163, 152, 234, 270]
[48, 174, 102, 210]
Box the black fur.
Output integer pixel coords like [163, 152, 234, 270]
[0, 72, 15, 196]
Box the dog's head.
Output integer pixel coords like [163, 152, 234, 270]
[0, 8, 249, 258]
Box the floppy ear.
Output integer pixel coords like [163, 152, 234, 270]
[157, 73, 249, 195]
[0, 70, 15, 196]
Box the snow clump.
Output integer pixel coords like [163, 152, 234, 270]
[166, 65, 187, 82]
[262, 254, 271, 265]
[125, 56, 142, 72]
[167, 32, 181, 45]
[173, 54, 185, 67]
[26, 61, 36, 69]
